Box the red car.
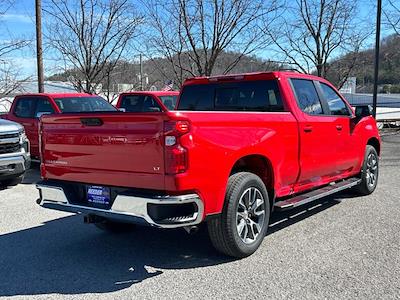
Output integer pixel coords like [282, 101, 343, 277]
[1, 93, 116, 158]
[36, 72, 380, 257]
[116, 91, 179, 112]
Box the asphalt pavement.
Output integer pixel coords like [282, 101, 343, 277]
[0, 132, 399, 299]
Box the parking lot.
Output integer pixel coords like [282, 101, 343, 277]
[0, 132, 399, 300]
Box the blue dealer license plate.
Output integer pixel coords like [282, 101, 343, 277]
[87, 185, 111, 206]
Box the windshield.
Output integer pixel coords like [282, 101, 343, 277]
[159, 95, 178, 110]
[54, 96, 117, 113]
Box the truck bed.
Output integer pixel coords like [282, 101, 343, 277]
[40, 112, 169, 190]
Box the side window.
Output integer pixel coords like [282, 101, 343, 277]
[35, 98, 55, 117]
[291, 79, 323, 115]
[14, 98, 36, 118]
[159, 96, 177, 110]
[320, 83, 351, 116]
[120, 95, 143, 112]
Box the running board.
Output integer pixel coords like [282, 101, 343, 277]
[274, 178, 361, 210]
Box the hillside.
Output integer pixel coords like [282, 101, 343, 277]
[327, 34, 400, 93]
[48, 34, 400, 93]
[47, 51, 284, 91]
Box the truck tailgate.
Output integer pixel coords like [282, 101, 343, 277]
[40, 113, 167, 190]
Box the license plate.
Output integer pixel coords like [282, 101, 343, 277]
[87, 185, 111, 206]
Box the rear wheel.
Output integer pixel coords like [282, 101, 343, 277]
[354, 145, 379, 195]
[94, 219, 136, 233]
[207, 172, 270, 258]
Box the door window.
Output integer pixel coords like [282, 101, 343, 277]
[320, 83, 351, 116]
[291, 79, 323, 115]
[159, 96, 178, 110]
[35, 99, 55, 117]
[14, 98, 36, 118]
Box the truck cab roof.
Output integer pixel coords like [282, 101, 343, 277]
[14, 93, 96, 99]
[183, 71, 328, 85]
[120, 91, 179, 96]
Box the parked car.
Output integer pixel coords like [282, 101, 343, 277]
[0, 119, 30, 185]
[1, 93, 116, 158]
[36, 72, 380, 258]
[116, 91, 179, 112]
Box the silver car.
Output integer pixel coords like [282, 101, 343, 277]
[0, 119, 31, 184]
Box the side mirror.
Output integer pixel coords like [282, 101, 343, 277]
[36, 111, 52, 118]
[118, 107, 126, 112]
[355, 105, 373, 119]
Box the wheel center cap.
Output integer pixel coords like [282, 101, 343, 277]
[243, 210, 249, 219]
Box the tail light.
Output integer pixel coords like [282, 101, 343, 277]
[164, 120, 190, 174]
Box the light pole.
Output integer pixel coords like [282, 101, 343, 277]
[372, 0, 382, 118]
[35, 0, 44, 93]
[139, 53, 143, 91]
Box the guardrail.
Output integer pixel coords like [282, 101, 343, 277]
[343, 93, 400, 108]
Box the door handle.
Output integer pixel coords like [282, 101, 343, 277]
[336, 125, 343, 131]
[303, 125, 313, 133]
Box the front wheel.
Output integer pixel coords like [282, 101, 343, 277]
[354, 145, 379, 195]
[207, 172, 270, 258]
[0, 175, 23, 187]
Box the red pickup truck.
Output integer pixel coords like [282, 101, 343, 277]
[36, 72, 380, 258]
[116, 91, 179, 112]
[1, 93, 116, 158]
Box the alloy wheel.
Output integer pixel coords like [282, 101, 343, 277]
[236, 187, 266, 244]
[366, 152, 378, 187]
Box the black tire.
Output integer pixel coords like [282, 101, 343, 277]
[0, 175, 23, 187]
[94, 219, 136, 233]
[207, 172, 270, 258]
[354, 145, 379, 196]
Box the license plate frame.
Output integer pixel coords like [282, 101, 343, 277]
[86, 185, 111, 207]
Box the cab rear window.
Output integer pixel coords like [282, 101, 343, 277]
[120, 95, 162, 112]
[178, 80, 284, 112]
[54, 97, 116, 113]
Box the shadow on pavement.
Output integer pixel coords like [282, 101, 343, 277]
[1, 136, 398, 296]
[268, 197, 341, 235]
[0, 162, 40, 191]
[22, 161, 41, 185]
[0, 186, 344, 297]
[0, 216, 230, 296]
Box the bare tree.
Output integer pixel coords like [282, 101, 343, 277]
[0, 62, 31, 98]
[384, 0, 400, 35]
[0, 0, 30, 101]
[265, 0, 367, 85]
[44, 0, 141, 94]
[143, 0, 279, 87]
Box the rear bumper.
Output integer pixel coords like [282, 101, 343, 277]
[36, 182, 204, 228]
[0, 151, 31, 178]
